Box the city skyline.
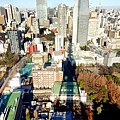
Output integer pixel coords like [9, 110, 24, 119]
[0, 0, 120, 9]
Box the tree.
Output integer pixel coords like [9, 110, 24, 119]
[5, 51, 13, 60]
[89, 94, 97, 101]
[79, 80, 84, 88]
[108, 66, 114, 75]
[117, 50, 120, 56]
[97, 104, 103, 114]
[13, 54, 19, 63]
[80, 45, 86, 51]
[106, 75, 112, 80]
[26, 113, 30, 120]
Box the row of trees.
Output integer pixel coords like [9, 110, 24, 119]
[0, 51, 19, 66]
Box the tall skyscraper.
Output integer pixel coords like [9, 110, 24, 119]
[36, 0, 47, 28]
[8, 30, 22, 54]
[4, 4, 13, 22]
[0, 7, 7, 19]
[0, 15, 6, 25]
[72, 0, 89, 46]
[12, 7, 19, 20]
[58, 4, 67, 49]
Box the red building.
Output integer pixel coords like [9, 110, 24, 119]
[27, 44, 38, 54]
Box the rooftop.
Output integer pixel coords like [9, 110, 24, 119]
[19, 63, 34, 77]
[0, 92, 21, 120]
[53, 82, 80, 95]
[52, 51, 63, 56]
[50, 111, 73, 120]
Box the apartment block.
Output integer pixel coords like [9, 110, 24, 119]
[32, 65, 63, 89]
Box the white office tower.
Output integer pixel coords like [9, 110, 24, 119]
[12, 7, 18, 20]
[4, 4, 13, 22]
[58, 4, 67, 49]
[55, 33, 62, 51]
[36, 0, 47, 28]
[72, 0, 89, 46]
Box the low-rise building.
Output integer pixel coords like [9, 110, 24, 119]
[50, 82, 80, 102]
[52, 51, 64, 63]
[32, 52, 44, 64]
[73, 51, 104, 66]
[9, 73, 21, 89]
[104, 51, 120, 66]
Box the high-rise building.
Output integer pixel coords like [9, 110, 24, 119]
[12, 7, 18, 20]
[68, 16, 73, 36]
[58, 4, 67, 48]
[31, 17, 40, 34]
[43, 19, 50, 28]
[88, 18, 100, 37]
[0, 15, 6, 25]
[15, 11, 21, 24]
[8, 30, 22, 54]
[72, 0, 89, 46]
[55, 33, 62, 51]
[12, 7, 21, 24]
[48, 8, 55, 18]
[0, 7, 7, 22]
[36, 0, 47, 27]
[4, 4, 13, 22]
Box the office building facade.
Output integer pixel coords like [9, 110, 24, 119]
[72, 0, 89, 46]
[58, 3, 67, 48]
[32, 65, 63, 88]
[31, 18, 40, 34]
[12, 7, 21, 24]
[0, 15, 6, 25]
[0, 7, 7, 23]
[8, 30, 22, 54]
[36, 0, 47, 27]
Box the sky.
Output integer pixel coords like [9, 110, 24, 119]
[0, 0, 120, 9]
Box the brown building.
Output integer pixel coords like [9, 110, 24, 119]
[0, 15, 6, 24]
[0, 26, 2, 32]
[108, 30, 120, 39]
[27, 17, 32, 27]
[32, 65, 63, 89]
[90, 12, 98, 19]
[43, 20, 50, 28]
[0, 7, 7, 19]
